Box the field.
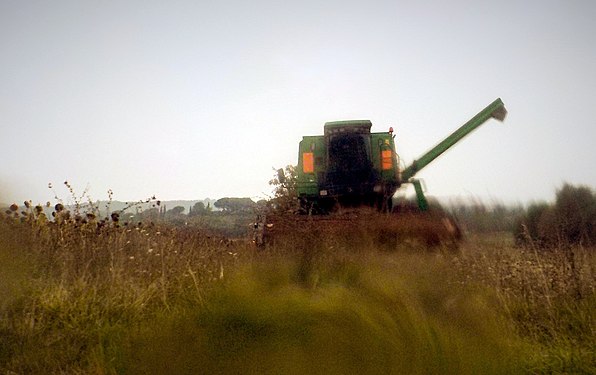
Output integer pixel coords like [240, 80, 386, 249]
[0, 207, 594, 374]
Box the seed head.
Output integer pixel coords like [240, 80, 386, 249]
[9, 203, 18, 212]
[24, 201, 31, 208]
[55, 203, 64, 212]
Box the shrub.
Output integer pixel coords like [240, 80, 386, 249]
[515, 183, 596, 247]
[555, 183, 596, 246]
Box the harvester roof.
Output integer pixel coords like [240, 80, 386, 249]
[324, 120, 372, 136]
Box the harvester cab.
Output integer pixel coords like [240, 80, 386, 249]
[296, 119, 400, 213]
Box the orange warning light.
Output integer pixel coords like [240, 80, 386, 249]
[303, 152, 314, 173]
[381, 150, 393, 170]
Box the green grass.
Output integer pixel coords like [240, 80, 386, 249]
[125, 257, 520, 375]
[0, 215, 594, 374]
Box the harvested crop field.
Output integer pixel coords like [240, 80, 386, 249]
[0, 211, 594, 374]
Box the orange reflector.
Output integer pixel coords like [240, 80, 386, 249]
[381, 150, 393, 170]
[303, 152, 314, 173]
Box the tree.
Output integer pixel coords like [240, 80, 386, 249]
[555, 183, 596, 245]
[269, 165, 299, 212]
[189, 201, 210, 216]
[134, 207, 159, 222]
[514, 183, 596, 247]
[214, 197, 257, 213]
[167, 206, 185, 216]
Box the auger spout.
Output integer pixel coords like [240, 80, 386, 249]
[401, 98, 507, 182]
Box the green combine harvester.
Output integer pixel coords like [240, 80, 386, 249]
[296, 98, 507, 211]
[256, 98, 507, 247]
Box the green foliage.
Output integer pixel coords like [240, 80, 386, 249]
[188, 201, 211, 216]
[167, 205, 185, 216]
[515, 183, 596, 247]
[214, 197, 257, 213]
[555, 184, 596, 245]
[134, 206, 160, 222]
[269, 165, 299, 212]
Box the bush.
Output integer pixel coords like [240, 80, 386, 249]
[555, 184, 596, 245]
[515, 183, 596, 247]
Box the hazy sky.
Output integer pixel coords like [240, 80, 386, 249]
[1, 0, 595, 205]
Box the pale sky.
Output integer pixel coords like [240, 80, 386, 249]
[1, 0, 595, 205]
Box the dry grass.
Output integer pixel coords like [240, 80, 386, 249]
[0, 206, 594, 374]
[454, 234, 595, 372]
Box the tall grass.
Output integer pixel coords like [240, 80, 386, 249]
[126, 257, 518, 375]
[453, 233, 595, 373]
[0, 205, 594, 374]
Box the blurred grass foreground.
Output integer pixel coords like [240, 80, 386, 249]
[0, 187, 595, 374]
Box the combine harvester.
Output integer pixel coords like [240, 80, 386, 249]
[256, 98, 507, 249]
